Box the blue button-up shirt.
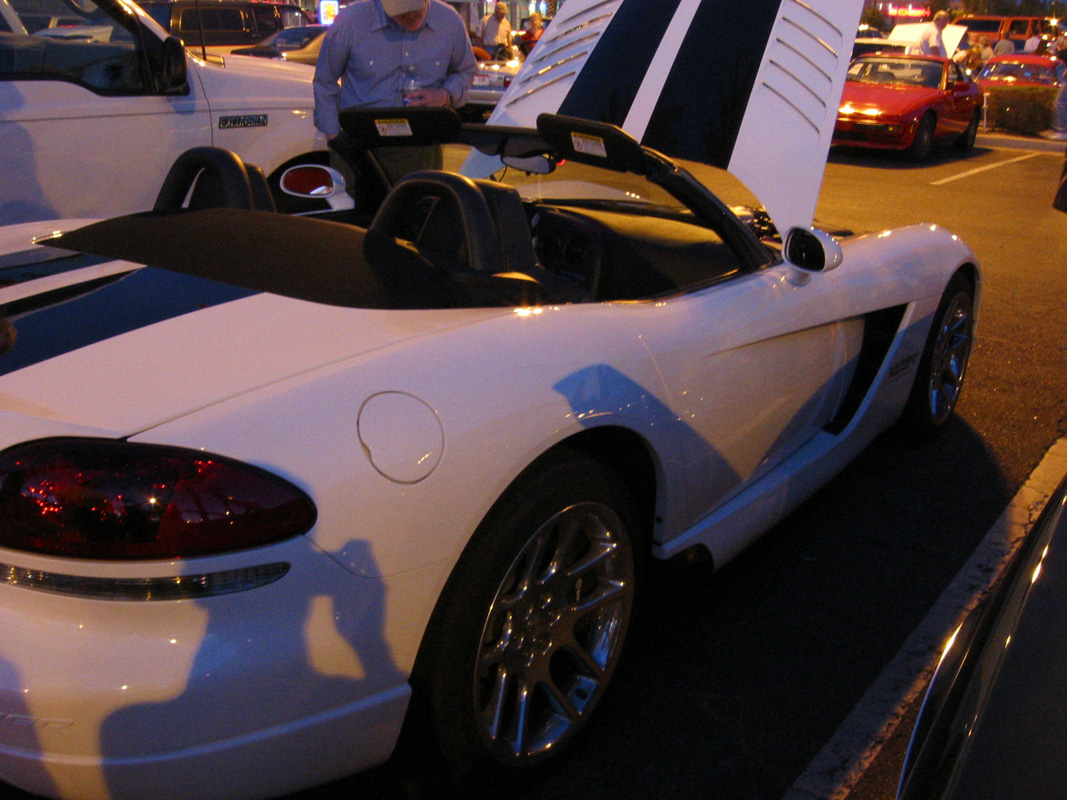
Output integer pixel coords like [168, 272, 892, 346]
[313, 0, 476, 137]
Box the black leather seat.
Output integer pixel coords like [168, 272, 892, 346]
[153, 147, 276, 212]
[368, 170, 501, 273]
[473, 179, 539, 274]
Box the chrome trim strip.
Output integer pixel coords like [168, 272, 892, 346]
[0, 562, 290, 601]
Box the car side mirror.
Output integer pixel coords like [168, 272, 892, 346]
[280, 164, 355, 211]
[160, 36, 189, 95]
[784, 227, 843, 284]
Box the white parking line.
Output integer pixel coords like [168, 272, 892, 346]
[782, 437, 1067, 800]
[930, 153, 1041, 186]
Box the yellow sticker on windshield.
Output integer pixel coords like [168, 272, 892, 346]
[375, 119, 414, 137]
[571, 132, 607, 159]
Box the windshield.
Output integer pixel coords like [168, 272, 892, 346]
[139, 2, 170, 30]
[446, 144, 765, 223]
[269, 24, 322, 49]
[847, 57, 944, 89]
[3, 0, 101, 33]
[0, 0, 155, 94]
[958, 19, 1001, 33]
[980, 60, 1062, 84]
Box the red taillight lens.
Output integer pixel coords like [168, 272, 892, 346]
[0, 438, 316, 560]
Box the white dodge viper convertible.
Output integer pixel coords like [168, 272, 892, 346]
[0, 1, 978, 799]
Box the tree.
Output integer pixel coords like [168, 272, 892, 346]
[860, 4, 885, 32]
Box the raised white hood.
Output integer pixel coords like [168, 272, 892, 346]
[480, 0, 864, 233]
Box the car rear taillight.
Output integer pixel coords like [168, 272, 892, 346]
[0, 438, 316, 560]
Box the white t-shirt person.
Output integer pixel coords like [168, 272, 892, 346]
[919, 11, 950, 57]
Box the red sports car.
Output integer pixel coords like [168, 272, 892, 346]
[975, 53, 1066, 91]
[833, 54, 982, 161]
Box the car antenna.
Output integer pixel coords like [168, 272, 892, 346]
[192, 0, 208, 61]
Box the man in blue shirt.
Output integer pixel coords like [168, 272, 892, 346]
[313, 0, 475, 190]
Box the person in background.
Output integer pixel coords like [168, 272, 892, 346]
[313, 0, 475, 190]
[521, 12, 544, 56]
[1053, 31, 1067, 60]
[953, 33, 985, 74]
[477, 2, 512, 60]
[993, 36, 1015, 56]
[976, 35, 994, 63]
[954, 44, 984, 75]
[918, 10, 950, 57]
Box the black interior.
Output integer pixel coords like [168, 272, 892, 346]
[55, 174, 751, 310]
[51, 119, 758, 310]
[529, 205, 744, 300]
[153, 147, 277, 213]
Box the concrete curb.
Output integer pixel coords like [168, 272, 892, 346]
[976, 131, 1067, 153]
[781, 437, 1067, 800]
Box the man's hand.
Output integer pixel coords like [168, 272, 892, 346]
[404, 87, 450, 107]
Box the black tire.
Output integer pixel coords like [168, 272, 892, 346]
[404, 452, 642, 788]
[907, 113, 936, 162]
[896, 273, 975, 441]
[955, 109, 980, 151]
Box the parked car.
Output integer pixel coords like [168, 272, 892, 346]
[139, 0, 312, 54]
[974, 53, 1066, 90]
[833, 54, 982, 160]
[0, 0, 327, 224]
[954, 14, 1055, 50]
[462, 57, 520, 119]
[852, 37, 907, 58]
[5, 0, 83, 32]
[230, 23, 325, 65]
[898, 468, 1067, 800]
[0, 1, 979, 798]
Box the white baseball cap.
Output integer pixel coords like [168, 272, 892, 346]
[382, 0, 424, 16]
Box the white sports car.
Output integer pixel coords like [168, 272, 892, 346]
[0, 1, 978, 799]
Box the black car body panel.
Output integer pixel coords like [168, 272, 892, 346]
[899, 470, 1067, 800]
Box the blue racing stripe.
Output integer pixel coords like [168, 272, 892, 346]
[0, 267, 258, 377]
[557, 0, 683, 128]
[642, 0, 781, 167]
[558, 0, 783, 168]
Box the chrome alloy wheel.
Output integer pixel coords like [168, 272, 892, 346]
[926, 289, 973, 425]
[474, 501, 634, 765]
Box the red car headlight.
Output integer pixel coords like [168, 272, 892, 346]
[0, 438, 316, 560]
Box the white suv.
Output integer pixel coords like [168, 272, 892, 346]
[0, 0, 327, 223]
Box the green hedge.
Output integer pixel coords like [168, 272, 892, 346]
[982, 85, 1059, 136]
